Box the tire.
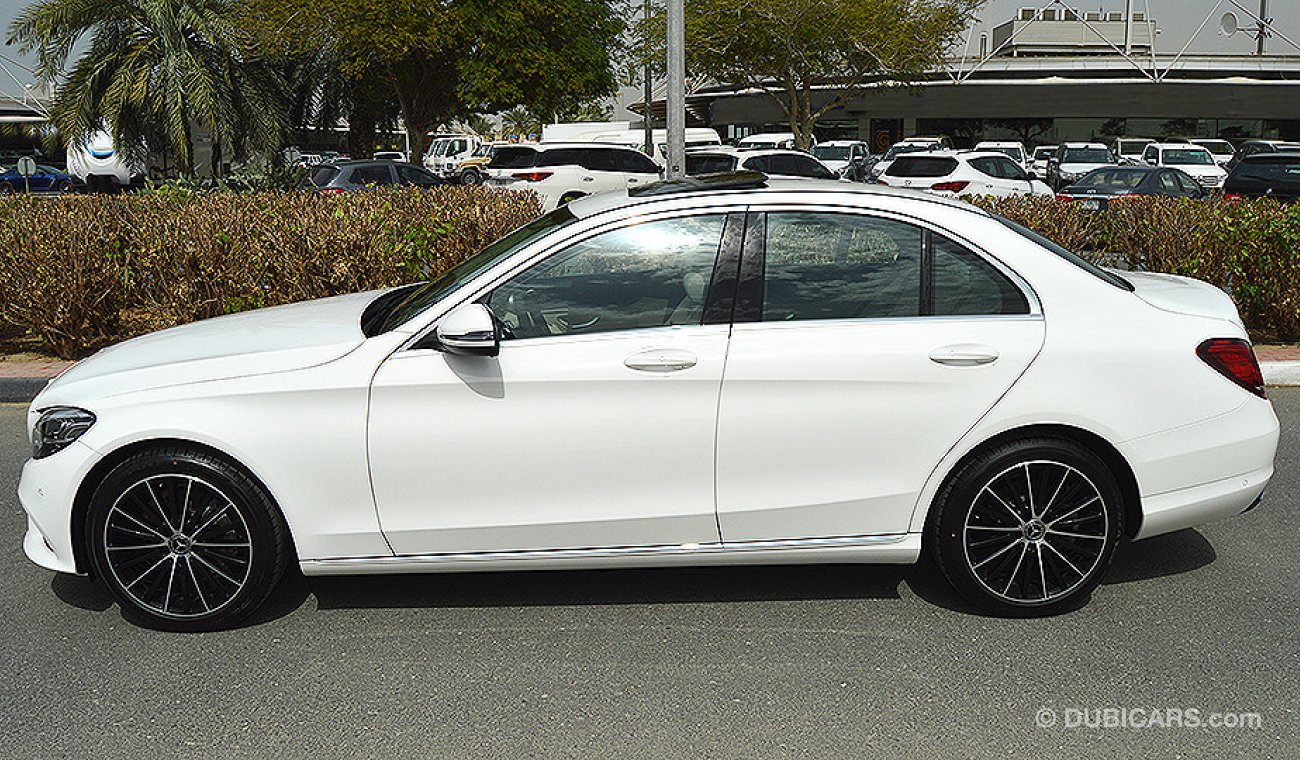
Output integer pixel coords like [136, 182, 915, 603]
[86, 446, 290, 631]
[927, 437, 1124, 616]
[459, 168, 483, 186]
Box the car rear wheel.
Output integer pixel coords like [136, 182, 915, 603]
[86, 446, 290, 631]
[928, 437, 1123, 616]
[459, 168, 483, 185]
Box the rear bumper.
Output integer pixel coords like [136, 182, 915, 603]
[1134, 463, 1272, 539]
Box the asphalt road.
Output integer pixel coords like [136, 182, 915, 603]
[1, 396, 1296, 758]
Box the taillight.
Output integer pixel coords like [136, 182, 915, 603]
[875, 177, 888, 186]
[1224, 193, 1243, 200]
[316, 187, 346, 195]
[1055, 194, 1074, 201]
[930, 180, 969, 192]
[511, 171, 554, 182]
[1197, 338, 1266, 398]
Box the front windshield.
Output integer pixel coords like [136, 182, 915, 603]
[1164, 149, 1214, 166]
[813, 145, 850, 161]
[1117, 141, 1150, 156]
[378, 208, 577, 332]
[1034, 147, 1056, 160]
[1060, 148, 1114, 164]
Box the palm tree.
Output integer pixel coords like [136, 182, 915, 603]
[9, 0, 285, 172]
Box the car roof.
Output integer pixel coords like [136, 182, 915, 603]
[691, 147, 811, 158]
[496, 142, 646, 153]
[1241, 151, 1300, 160]
[816, 140, 865, 147]
[566, 176, 986, 220]
[1151, 142, 1210, 150]
[1060, 142, 1108, 149]
[975, 141, 1024, 147]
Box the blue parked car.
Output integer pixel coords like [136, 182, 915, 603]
[0, 163, 75, 193]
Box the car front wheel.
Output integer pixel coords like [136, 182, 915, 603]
[928, 437, 1123, 616]
[86, 446, 290, 631]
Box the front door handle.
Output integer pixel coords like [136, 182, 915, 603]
[929, 344, 999, 367]
[581, 176, 594, 182]
[625, 348, 698, 373]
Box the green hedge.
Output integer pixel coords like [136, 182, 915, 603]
[0, 187, 541, 358]
[967, 196, 1300, 343]
[2, 191, 1297, 358]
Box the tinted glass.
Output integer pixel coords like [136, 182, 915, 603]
[1060, 148, 1114, 164]
[396, 165, 438, 186]
[742, 156, 773, 173]
[1163, 149, 1214, 166]
[968, 157, 1001, 178]
[786, 155, 835, 179]
[311, 166, 340, 186]
[997, 217, 1132, 291]
[885, 156, 958, 177]
[932, 236, 1028, 316]
[762, 213, 921, 322]
[538, 149, 590, 168]
[812, 145, 851, 161]
[349, 165, 392, 186]
[1230, 156, 1300, 184]
[1158, 172, 1180, 193]
[488, 215, 726, 339]
[489, 147, 538, 169]
[686, 154, 738, 174]
[1172, 171, 1202, 195]
[617, 150, 660, 174]
[1076, 168, 1145, 189]
[985, 146, 1024, 162]
[993, 157, 1028, 180]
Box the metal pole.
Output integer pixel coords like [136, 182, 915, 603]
[665, 0, 686, 179]
[1258, 0, 1268, 55]
[643, 0, 654, 157]
[1123, 0, 1133, 55]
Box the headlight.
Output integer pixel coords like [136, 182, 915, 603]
[31, 407, 96, 459]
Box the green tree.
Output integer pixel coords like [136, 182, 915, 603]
[640, 0, 980, 150]
[247, 0, 624, 163]
[9, 0, 286, 172]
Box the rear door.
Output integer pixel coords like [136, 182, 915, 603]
[715, 209, 1045, 541]
[615, 149, 662, 189]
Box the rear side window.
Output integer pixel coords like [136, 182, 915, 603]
[932, 236, 1029, 316]
[762, 213, 922, 321]
[396, 164, 438, 186]
[616, 150, 661, 174]
[885, 157, 958, 177]
[578, 149, 622, 171]
[774, 154, 834, 179]
[1231, 157, 1300, 183]
[687, 154, 738, 174]
[489, 147, 538, 169]
[349, 165, 392, 186]
[538, 149, 589, 168]
[741, 156, 773, 173]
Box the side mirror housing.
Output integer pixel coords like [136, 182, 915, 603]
[435, 303, 500, 357]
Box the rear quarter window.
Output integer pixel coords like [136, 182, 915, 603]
[886, 157, 958, 177]
[489, 147, 538, 169]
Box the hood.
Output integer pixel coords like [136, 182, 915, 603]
[1119, 271, 1243, 327]
[38, 290, 383, 404]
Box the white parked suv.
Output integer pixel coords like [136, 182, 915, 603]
[737, 132, 804, 150]
[880, 151, 1052, 198]
[1113, 137, 1155, 166]
[1189, 139, 1236, 167]
[686, 148, 837, 180]
[485, 143, 662, 210]
[870, 137, 951, 180]
[1143, 143, 1228, 189]
[974, 141, 1029, 169]
[1048, 143, 1118, 190]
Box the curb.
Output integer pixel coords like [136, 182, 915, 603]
[0, 377, 49, 403]
[5, 362, 1300, 404]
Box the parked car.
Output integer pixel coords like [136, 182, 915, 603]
[307, 160, 442, 193]
[974, 141, 1029, 169]
[869, 137, 952, 180]
[879, 151, 1051, 198]
[1140, 143, 1227, 190]
[686, 148, 836, 180]
[372, 151, 407, 162]
[1047, 142, 1118, 190]
[737, 132, 804, 150]
[1055, 166, 1208, 210]
[1223, 152, 1300, 203]
[484, 143, 661, 210]
[0, 163, 75, 193]
[1112, 137, 1155, 166]
[1226, 139, 1300, 171]
[20, 174, 1277, 630]
[1029, 145, 1057, 178]
[812, 141, 874, 181]
[1189, 139, 1236, 167]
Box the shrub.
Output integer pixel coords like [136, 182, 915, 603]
[0, 187, 540, 358]
[969, 196, 1300, 343]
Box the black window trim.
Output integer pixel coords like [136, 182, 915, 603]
[729, 205, 1042, 324]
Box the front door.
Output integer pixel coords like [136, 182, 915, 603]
[368, 213, 738, 555]
[715, 210, 1046, 542]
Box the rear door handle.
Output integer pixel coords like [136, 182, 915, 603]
[625, 348, 698, 373]
[929, 344, 999, 367]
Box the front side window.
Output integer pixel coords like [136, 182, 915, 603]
[762, 213, 922, 321]
[487, 215, 726, 340]
[686, 154, 737, 175]
[350, 165, 392, 186]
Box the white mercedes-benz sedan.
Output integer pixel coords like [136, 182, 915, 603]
[18, 175, 1278, 630]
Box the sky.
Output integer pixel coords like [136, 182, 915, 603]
[0, 0, 1294, 101]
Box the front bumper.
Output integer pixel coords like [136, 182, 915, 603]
[17, 440, 103, 575]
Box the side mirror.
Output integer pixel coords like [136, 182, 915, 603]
[436, 303, 499, 357]
[1027, 171, 1038, 180]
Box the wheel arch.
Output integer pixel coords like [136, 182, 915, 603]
[922, 423, 1142, 542]
[69, 437, 296, 576]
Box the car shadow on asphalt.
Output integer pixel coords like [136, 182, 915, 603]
[50, 528, 1216, 625]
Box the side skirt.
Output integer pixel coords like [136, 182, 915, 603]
[300, 533, 922, 576]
